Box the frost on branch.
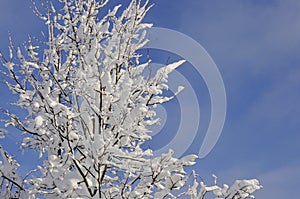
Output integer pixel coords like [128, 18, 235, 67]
[0, 0, 261, 198]
[186, 172, 262, 199]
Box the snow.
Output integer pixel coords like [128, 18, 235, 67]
[34, 115, 44, 128]
[0, 0, 261, 198]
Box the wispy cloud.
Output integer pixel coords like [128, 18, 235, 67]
[256, 164, 300, 198]
[176, 0, 300, 76]
[159, 0, 300, 198]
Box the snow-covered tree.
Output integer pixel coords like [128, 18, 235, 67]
[0, 0, 261, 198]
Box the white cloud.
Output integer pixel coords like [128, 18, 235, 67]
[169, 1, 300, 198]
[214, 164, 300, 199]
[177, 0, 300, 74]
[256, 165, 300, 198]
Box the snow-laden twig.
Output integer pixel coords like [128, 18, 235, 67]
[0, 0, 262, 198]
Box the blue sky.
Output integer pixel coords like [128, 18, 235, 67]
[1, 0, 300, 198]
